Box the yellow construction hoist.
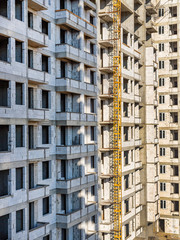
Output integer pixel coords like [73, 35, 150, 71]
[112, 0, 122, 239]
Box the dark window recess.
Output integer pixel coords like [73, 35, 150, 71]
[61, 126, 66, 145]
[90, 43, 94, 54]
[16, 167, 23, 190]
[42, 161, 50, 180]
[42, 20, 49, 35]
[16, 125, 24, 147]
[28, 87, 34, 109]
[61, 194, 66, 212]
[61, 229, 67, 240]
[125, 199, 129, 213]
[16, 209, 24, 232]
[90, 99, 95, 113]
[60, 29, 66, 44]
[0, 0, 8, 18]
[16, 82, 23, 105]
[43, 197, 50, 215]
[91, 185, 95, 196]
[91, 126, 95, 141]
[42, 55, 49, 73]
[15, 40, 23, 63]
[42, 90, 49, 108]
[61, 160, 66, 178]
[28, 49, 33, 68]
[0, 214, 9, 239]
[0, 36, 9, 62]
[90, 15, 94, 25]
[125, 224, 129, 237]
[0, 80, 9, 107]
[29, 202, 34, 230]
[61, 61, 66, 78]
[43, 236, 50, 240]
[90, 71, 94, 84]
[29, 163, 34, 189]
[91, 215, 96, 223]
[0, 125, 9, 151]
[159, 219, 165, 232]
[15, 0, 23, 21]
[61, 94, 66, 112]
[28, 125, 34, 149]
[28, 11, 33, 28]
[91, 156, 95, 168]
[60, 0, 65, 9]
[0, 170, 9, 196]
[42, 126, 50, 144]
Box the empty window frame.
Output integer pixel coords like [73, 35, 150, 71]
[16, 167, 24, 190]
[160, 182, 166, 191]
[159, 78, 165, 86]
[29, 163, 34, 189]
[61, 94, 66, 112]
[91, 185, 95, 196]
[124, 199, 129, 214]
[90, 43, 95, 54]
[91, 156, 95, 168]
[15, 0, 23, 21]
[42, 55, 49, 73]
[61, 229, 67, 240]
[90, 99, 95, 113]
[42, 19, 49, 35]
[16, 209, 24, 232]
[60, 29, 66, 44]
[0, 0, 8, 18]
[0, 170, 9, 196]
[159, 113, 165, 121]
[90, 70, 95, 84]
[16, 82, 23, 105]
[91, 126, 95, 141]
[0, 35, 9, 62]
[159, 26, 164, 34]
[61, 61, 66, 77]
[0, 125, 9, 151]
[160, 130, 165, 139]
[28, 11, 33, 29]
[90, 15, 94, 25]
[124, 175, 129, 190]
[159, 95, 165, 104]
[15, 40, 23, 63]
[159, 8, 164, 17]
[28, 87, 34, 109]
[0, 80, 9, 107]
[160, 200, 166, 209]
[125, 223, 129, 238]
[42, 90, 50, 109]
[61, 194, 66, 211]
[16, 125, 24, 147]
[159, 61, 164, 69]
[42, 126, 50, 144]
[159, 43, 164, 52]
[43, 236, 50, 240]
[29, 202, 34, 229]
[61, 126, 66, 145]
[28, 49, 33, 69]
[124, 151, 129, 165]
[160, 165, 166, 174]
[43, 196, 50, 215]
[42, 161, 50, 180]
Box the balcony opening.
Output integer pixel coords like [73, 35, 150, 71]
[61, 94, 66, 112]
[16, 209, 24, 232]
[90, 43, 95, 55]
[43, 235, 50, 240]
[73, 127, 81, 145]
[170, 59, 178, 70]
[123, 30, 128, 45]
[42, 55, 49, 73]
[171, 165, 179, 176]
[124, 151, 129, 166]
[169, 6, 177, 17]
[72, 158, 81, 178]
[28, 87, 34, 109]
[0, 0, 8, 18]
[123, 54, 128, 69]
[172, 201, 179, 212]
[90, 126, 95, 141]
[42, 126, 50, 144]
[60, 29, 66, 44]
[171, 130, 178, 141]
[42, 161, 50, 180]
[61, 194, 66, 212]
[170, 77, 178, 88]
[0, 125, 9, 151]
[61, 126, 66, 145]
[124, 199, 129, 214]
[28, 125, 34, 149]
[61, 229, 67, 240]
[159, 219, 165, 232]
[169, 42, 177, 53]
[16, 167, 24, 190]
[124, 174, 129, 190]
[0, 170, 9, 196]
[169, 24, 177, 35]
[42, 19, 49, 35]
[28, 49, 33, 68]
[90, 70, 95, 84]
[170, 95, 178, 105]
[91, 156, 95, 168]
[61, 160, 66, 179]
[124, 127, 129, 141]
[28, 11, 33, 28]
[60, 0, 65, 9]
[123, 78, 128, 93]
[90, 99, 95, 113]
[0, 35, 9, 62]
[43, 196, 50, 215]
[123, 102, 129, 117]
[16, 82, 23, 105]
[72, 191, 81, 211]
[42, 90, 50, 109]
[125, 223, 129, 238]
[16, 125, 24, 147]
[91, 185, 95, 196]
[171, 148, 178, 158]
[72, 94, 80, 113]
[15, 40, 23, 63]
[61, 61, 66, 77]
[29, 163, 34, 189]
[15, 0, 23, 21]
[0, 80, 9, 107]
[29, 202, 35, 229]
[0, 214, 9, 239]
[90, 15, 94, 25]
[100, 48, 103, 67]
[172, 183, 179, 194]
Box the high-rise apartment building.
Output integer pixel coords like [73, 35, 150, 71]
[0, 0, 178, 239]
[153, 0, 180, 238]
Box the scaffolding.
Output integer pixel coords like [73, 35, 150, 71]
[112, 0, 122, 239]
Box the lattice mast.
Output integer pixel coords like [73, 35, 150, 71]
[112, 0, 122, 239]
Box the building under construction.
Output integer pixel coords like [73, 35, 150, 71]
[0, 0, 179, 239]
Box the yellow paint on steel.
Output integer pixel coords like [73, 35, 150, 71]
[112, 0, 122, 239]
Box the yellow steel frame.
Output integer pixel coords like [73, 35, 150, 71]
[112, 0, 122, 239]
